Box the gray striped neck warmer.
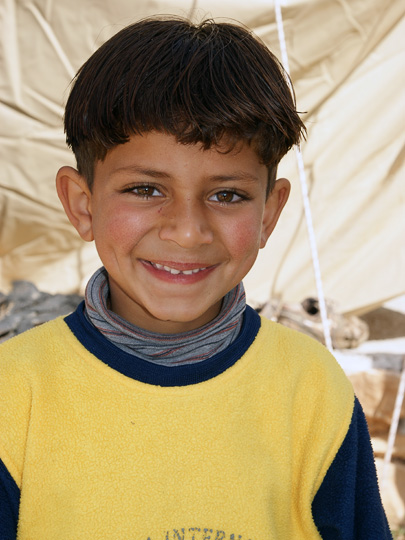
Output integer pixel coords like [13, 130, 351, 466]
[84, 267, 246, 366]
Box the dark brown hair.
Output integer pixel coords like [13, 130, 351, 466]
[64, 17, 306, 190]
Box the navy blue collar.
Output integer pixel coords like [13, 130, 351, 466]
[64, 302, 261, 387]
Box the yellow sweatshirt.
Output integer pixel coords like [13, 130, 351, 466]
[0, 304, 389, 539]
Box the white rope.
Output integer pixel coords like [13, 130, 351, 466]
[382, 356, 405, 492]
[188, 0, 199, 20]
[274, 0, 333, 352]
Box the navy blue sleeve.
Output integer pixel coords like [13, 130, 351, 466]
[0, 458, 19, 539]
[312, 397, 392, 540]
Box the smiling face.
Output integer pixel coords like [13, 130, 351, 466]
[57, 132, 290, 333]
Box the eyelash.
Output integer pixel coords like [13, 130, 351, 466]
[124, 184, 162, 198]
[210, 190, 249, 205]
[123, 184, 250, 205]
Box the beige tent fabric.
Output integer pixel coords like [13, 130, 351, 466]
[243, 0, 405, 314]
[0, 0, 404, 313]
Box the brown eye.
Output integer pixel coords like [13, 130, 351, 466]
[132, 186, 161, 198]
[213, 191, 242, 204]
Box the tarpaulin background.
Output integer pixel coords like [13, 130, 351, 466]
[0, 0, 404, 314]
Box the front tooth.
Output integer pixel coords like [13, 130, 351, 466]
[155, 264, 206, 275]
[162, 265, 180, 275]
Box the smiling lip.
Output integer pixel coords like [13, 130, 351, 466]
[142, 260, 216, 280]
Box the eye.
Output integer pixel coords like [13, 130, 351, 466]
[210, 190, 244, 204]
[131, 185, 163, 198]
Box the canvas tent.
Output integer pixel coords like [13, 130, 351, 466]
[0, 0, 404, 316]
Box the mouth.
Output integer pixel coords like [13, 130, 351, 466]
[148, 262, 208, 275]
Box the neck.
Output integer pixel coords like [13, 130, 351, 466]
[84, 267, 246, 366]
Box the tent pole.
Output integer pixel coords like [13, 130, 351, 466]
[274, 0, 333, 352]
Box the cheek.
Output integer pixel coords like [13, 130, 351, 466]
[224, 216, 262, 260]
[93, 207, 150, 249]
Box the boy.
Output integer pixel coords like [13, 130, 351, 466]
[0, 16, 391, 539]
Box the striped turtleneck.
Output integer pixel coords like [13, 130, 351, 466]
[84, 267, 246, 366]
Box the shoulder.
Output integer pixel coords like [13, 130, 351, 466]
[256, 316, 355, 474]
[257, 315, 353, 394]
[0, 316, 75, 368]
[0, 317, 79, 488]
[0, 318, 65, 397]
[0, 315, 84, 411]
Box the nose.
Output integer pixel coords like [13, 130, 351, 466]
[158, 199, 214, 248]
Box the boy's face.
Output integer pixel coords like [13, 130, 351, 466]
[57, 132, 290, 334]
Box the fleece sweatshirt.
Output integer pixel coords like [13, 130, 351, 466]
[0, 302, 391, 539]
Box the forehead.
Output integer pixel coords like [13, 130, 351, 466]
[94, 131, 267, 183]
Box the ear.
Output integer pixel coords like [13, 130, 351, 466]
[260, 178, 291, 248]
[56, 166, 94, 242]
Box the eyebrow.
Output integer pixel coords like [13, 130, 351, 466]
[208, 172, 261, 183]
[112, 166, 171, 179]
[112, 165, 261, 183]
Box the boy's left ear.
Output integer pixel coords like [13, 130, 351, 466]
[260, 178, 291, 248]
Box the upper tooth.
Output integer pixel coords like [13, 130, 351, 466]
[153, 263, 206, 274]
[160, 265, 178, 274]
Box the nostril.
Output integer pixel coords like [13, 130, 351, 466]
[158, 220, 213, 247]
